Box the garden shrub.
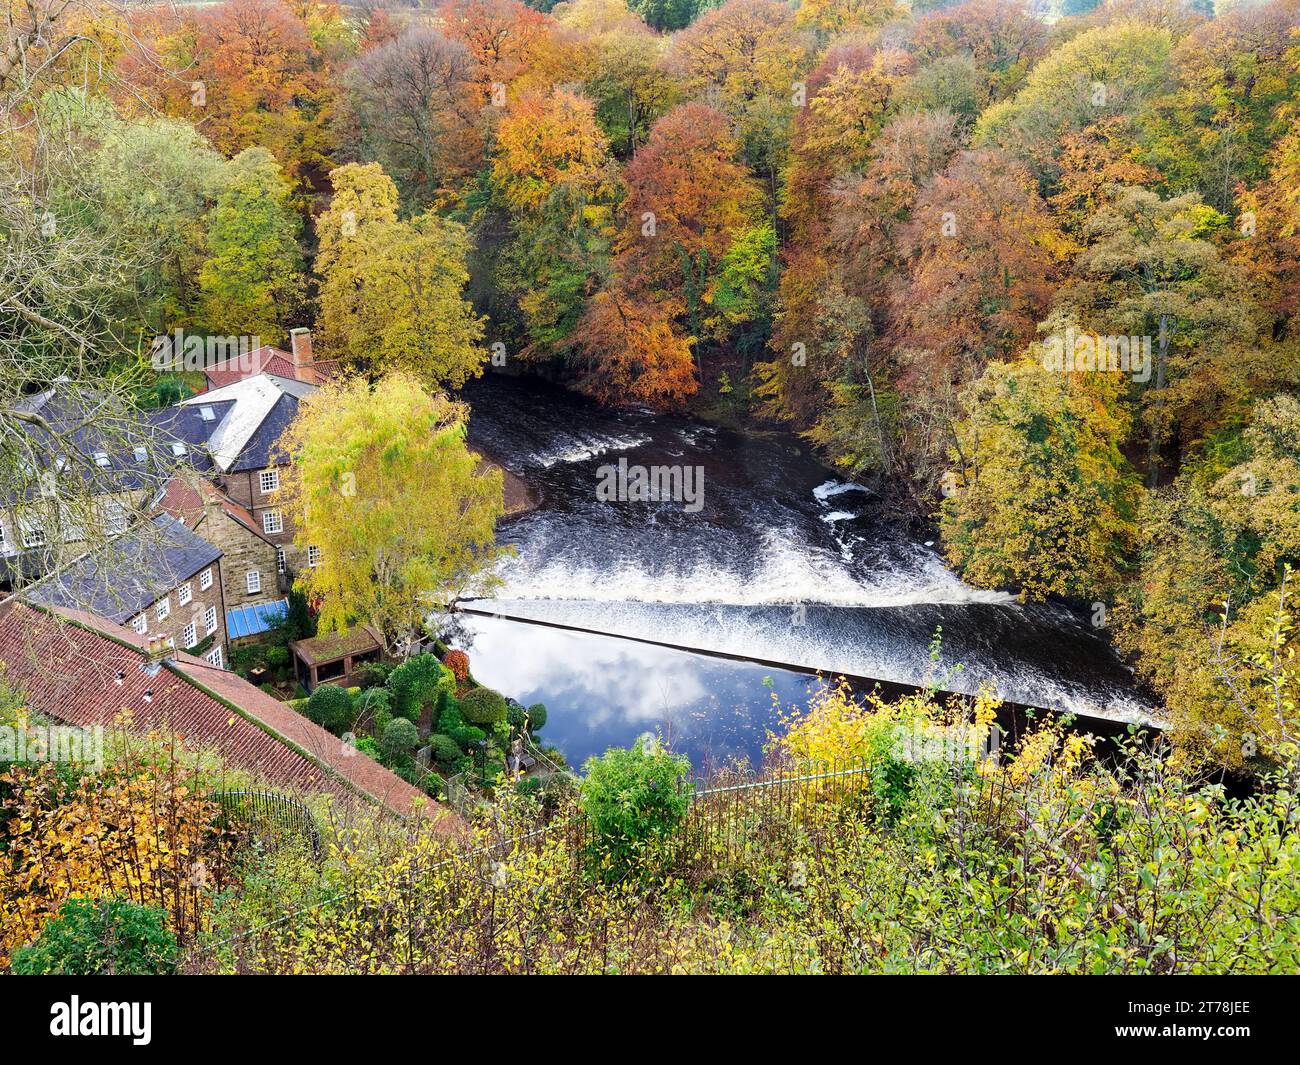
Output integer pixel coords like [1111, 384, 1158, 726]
[352, 687, 391, 729]
[429, 733, 467, 770]
[461, 687, 507, 726]
[381, 717, 420, 764]
[442, 649, 471, 683]
[354, 735, 381, 759]
[265, 645, 290, 670]
[448, 724, 486, 749]
[580, 737, 692, 881]
[527, 703, 548, 732]
[389, 654, 454, 723]
[306, 684, 355, 735]
[506, 700, 526, 731]
[10, 898, 178, 975]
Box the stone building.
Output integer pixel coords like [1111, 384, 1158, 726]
[178, 373, 321, 577]
[157, 473, 285, 634]
[26, 513, 230, 668]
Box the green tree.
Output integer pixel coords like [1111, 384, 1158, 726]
[278, 372, 506, 657]
[1062, 187, 1256, 485]
[1117, 393, 1300, 768]
[199, 147, 305, 344]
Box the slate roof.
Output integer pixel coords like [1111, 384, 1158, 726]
[0, 601, 440, 819]
[25, 514, 221, 622]
[178, 374, 316, 473]
[1, 385, 228, 507]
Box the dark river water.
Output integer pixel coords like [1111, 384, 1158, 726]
[452, 374, 1152, 771]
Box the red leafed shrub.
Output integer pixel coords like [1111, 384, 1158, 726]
[442, 649, 470, 683]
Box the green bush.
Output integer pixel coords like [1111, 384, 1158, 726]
[429, 733, 467, 770]
[354, 735, 381, 759]
[265, 645, 290, 669]
[381, 717, 420, 764]
[448, 724, 486, 749]
[527, 703, 548, 732]
[460, 687, 508, 726]
[306, 684, 355, 735]
[389, 654, 454, 723]
[11, 898, 178, 975]
[507, 700, 526, 731]
[353, 687, 391, 728]
[580, 737, 692, 881]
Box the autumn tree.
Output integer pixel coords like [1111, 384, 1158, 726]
[1061, 186, 1258, 484]
[1116, 393, 1300, 767]
[940, 336, 1140, 601]
[568, 286, 697, 407]
[277, 372, 506, 656]
[974, 21, 1173, 190]
[135, 0, 341, 194]
[1143, 0, 1300, 211]
[316, 163, 486, 387]
[199, 147, 305, 343]
[491, 88, 614, 212]
[343, 27, 481, 205]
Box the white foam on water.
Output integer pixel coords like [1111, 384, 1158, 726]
[532, 431, 653, 468]
[496, 526, 1018, 609]
[813, 479, 869, 503]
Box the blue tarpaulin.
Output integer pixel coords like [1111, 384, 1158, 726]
[226, 598, 288, 639]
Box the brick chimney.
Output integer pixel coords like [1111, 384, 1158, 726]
[289, 327, 313, 382]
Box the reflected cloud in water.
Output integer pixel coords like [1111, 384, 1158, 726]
[456, 614, 824, 771]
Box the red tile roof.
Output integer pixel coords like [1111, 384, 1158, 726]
[0, 601, 446, 823]
[157, 473, 275, 545]
[202, 346, 337, 390]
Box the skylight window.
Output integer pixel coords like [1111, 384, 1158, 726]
[170, 442, 188, 457]
[93, 452, 110, 468]
[134, 446, 148, 463]
[200, 405, 216, 422]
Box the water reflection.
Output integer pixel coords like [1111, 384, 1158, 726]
[455, 613, 823, 771]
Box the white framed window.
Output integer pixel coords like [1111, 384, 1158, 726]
[181, 622, 196, 647]
[21, 521, 46, 548]
[199, 568, 213, 591]
[276, 547, 286, 574]
[262, 510, 283, 534]
[307, 545, 320, 568]
[204, 605, 217, 635]
[93, 451, 111, 468]
[178, 582, 192, 606]
[132, 615, 147, 634]
[200, 405, 216, 422]
[0, 523, 7, 550]
[259, 469, 280, 494]
[133, 446, 148, 463]
[170, 442, 188, 458]
[246, 570, 261, 594]
[206, 646, 224, 668]
[156, 597, 170, 622]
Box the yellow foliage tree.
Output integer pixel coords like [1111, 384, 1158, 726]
[316, 163, 486, 388]
[277, 373, 507, 656]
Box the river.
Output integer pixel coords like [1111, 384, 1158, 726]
[452, 373, 1152, 771]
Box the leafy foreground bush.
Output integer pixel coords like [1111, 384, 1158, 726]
[580, 737, 692, 881]
[12, 898, 178, 975]
[460, 687, 508, 727]
[191, 682, 1300, 974]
